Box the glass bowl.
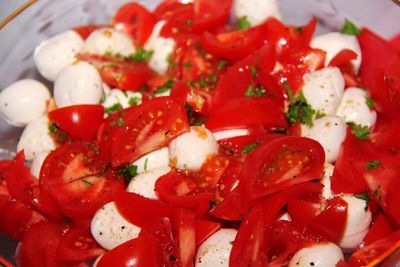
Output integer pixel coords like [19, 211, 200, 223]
[0, 0, 399, 265]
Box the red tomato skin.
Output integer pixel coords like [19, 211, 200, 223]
[240, 136, 325, 200]
[112, 2, 156, 46]
[195, 220, 221, 247]
[49, 104, 104, 141]
[287, 198, 321, 227]
[171, 209, 196, 267]
[0, 160, 11, 195]
[73, 25, 102, 40]
[111, 97, 190, 167]
[192, 0, 232, 32]
[205, 97, 288, 132]
[358, 213, 395, 249]
[97, 236, 163, 267]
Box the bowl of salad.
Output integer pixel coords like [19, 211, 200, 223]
[0, 0, 400, 266]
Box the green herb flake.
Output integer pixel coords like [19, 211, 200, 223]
[127, 48, 153, 62]
[236, 16, 251, 30]
[294, 26, 303, 33]
[58, 132, 67, 142]
[217, 60, 228, 70]
[118, 164, 138, 183]
[105, 63, 117, 68]
[82, 179, 93, 187]
[185, 19, 193, 26]
[209, 199, 217, 209]
[284, 83, 315, 127]
[365, 160, 380, 170]
[244, 85, 266, 97]
[340, 19, 361, 36]
[193, 116, 208, 126]
[105, 103, 123, 114]
[354, 192, 371, 202]
[315, 110, 327, 119]
[183, 61, 193, 70]
[373, 185, 382, 202]
[155, 78, 174, 95]
[243, 142, 260, 154]
[250, 66, 258, 78]
[100, 91, 107, 103]
[365, 96, 375, 109]
[348, 123, 370, 140]
[144, 158, 148, 172]
[128, 97, 140, 107]
[48, 123, 59, 133]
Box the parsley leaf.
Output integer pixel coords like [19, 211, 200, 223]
[340, 19, 360, 36]
[354, 192, 371, 201]
[315, 110, 326, 119]
[127, 48, 153, 62]
[244, 85, 266, 97]
[217, 60, 228, 70]
[250, 66, 258, 78]
[285, 82, 315, 127]
[129, 97, 140, 107]
[236, 16, 251, 30]
[365, 96, 375, 109]
[155, 78, 174, 95]
[243, 142, 260, 154]
[118, 165, 138, 183]
[373, 185, 382, 202]
[105, 103, 123, 114]
[365, 160, 380, 170]
[348, 123, 370, 140]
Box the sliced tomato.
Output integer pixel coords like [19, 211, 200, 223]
[328, 48, 358, 74]
[0, 195, 45, 240]
[57, 226, 105, 262]
[171, 209, 196, 267]
[73, 25, 102, 40]
[114, 191, 175, 227]
[200, 26, 264, 61]
[153, 0, 187, 19]
[0, 160, 11, 196]
[97, 236, 163, 267]
[391, 33, 400, 49]
[287, 198, 321, 227]
[358, 213, 395, 249]
[279, 47, 326, 72]
[111, 97, 189, 167]
[195, 220, 221, 247]
[49, 104, 104, 141]
[239, 136, 325, 200]
[210, 188, 247, 221]
[112, 2, 156, 46]
[139, 217, 182, 267]
[160, 3, 194, 38]
[78, 53, 153, 91]
[192, 0, 232, 32]
[205, 97, 288, 132]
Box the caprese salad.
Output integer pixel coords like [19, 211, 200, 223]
[0, 0, 399, 267]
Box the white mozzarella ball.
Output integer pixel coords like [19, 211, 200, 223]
[34, 30, 84, 81]
[302, 67, 345, 115]
[288, 242, 344, 267]
[30, 151, 50, 178]
[320, 163, 334, 199]
[54, 61, 103, 107]
[195, 229, 237, 267]
[213, 129, 250, 141]
[84, 28, 136, 57]
[169, 126, 219, 171]
[233, 0, 281, 26]
[336, 87, 377, 128]
[0, 79, 51, 127]
[311, 32, 362, 73]
[17, 116, 56, 161]
[131, 147, 169, 174]
[339, 195, 372, 251]
[301, 116, 346, 163]
[102, 89, 142, 111]
[144, 21, 176, 74]
[91, 202, 141, 250]
[126, 166, 171, 199]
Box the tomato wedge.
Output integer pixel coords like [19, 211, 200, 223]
[112, 2, 156, 46]
[49, 104, 104, 141]
[192, 0, 232, 32]
[73, 25, 102, 40]
[240, 136, 325, 200]
[195, 220, 221, 247]
[111, 97, 189, 167]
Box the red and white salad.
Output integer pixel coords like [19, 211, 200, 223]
[0, 0, 399, 266]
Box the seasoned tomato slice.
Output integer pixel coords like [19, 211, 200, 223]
[111, 96, 189, 167]
[240, 136, 325, 200]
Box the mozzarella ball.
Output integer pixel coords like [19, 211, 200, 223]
[131, 147, 169, 174]
[234, 0, 281, 26]
[288, 242, 344, 267]
[169, 126, 219, 171]
[336, 87, 377, 128]
[34, 30, 84, 81]
[102, 89, 142, 112]
[302, 67, 345, 115]
[126, 166, 171, 199]
[339, 195, 372, 251]
[195, 229, 237, 267]
[301, 116, 346, 163]
[144, 21, 176, 74]
[54, 61, 103, 107]
[213, 129, 250, 141]
[311, 32, 362, 73]
[91, 202, 141, 250]
[320, 163, 334, 199]
[0, 79, 51, 127]
[17, 116, 56, 161]
[30, 151, 50, 178]
[84, 28, 136, 57]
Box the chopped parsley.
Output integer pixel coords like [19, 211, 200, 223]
[243, 142, 260, 154]
[118, 164, 138, 183]
[250, 66, 258, 78]
[193, 116, 208, 126]
[183, 61, 193, 70]
[127, 48, 153, 62]
[348, 122, 370, 140]
[217, 60, 228, 70]
[155, 78, 174, 95]
[48, 123, 59, 133]
[365, 96, 375, 109]
[185, 19, 193, 26]
[284, 82, 315, 127]
[294, 26, 303, 33]
[105, 103, 123, 114]
[365, 160, 380, 170]
[144, 158, 149, 172]
[373, 185, 382, 202]
[82, 179, 93, 187]
[110, 116, 126, 127]
[48, 123, 67, 142]
[244, 85, 266, 97]
[236, 16, 251, 30]
[209, 199, 217, 209]
[315, 110, 327, 119]
[129, 97, 140, 106]
[354, 192, 371, 202]
[340, 19, 360, 36]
